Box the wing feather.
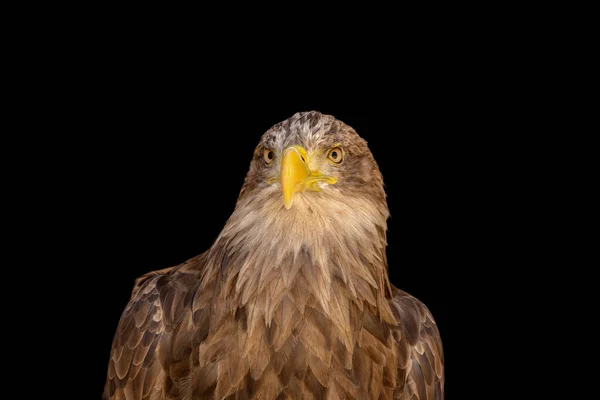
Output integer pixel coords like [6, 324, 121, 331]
[103, 270, 170, 400]
[390, 287, 445, 399]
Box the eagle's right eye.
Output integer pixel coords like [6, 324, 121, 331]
[263, 148, 275, 164]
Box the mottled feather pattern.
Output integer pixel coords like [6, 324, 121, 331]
[104, 111, 444, 399]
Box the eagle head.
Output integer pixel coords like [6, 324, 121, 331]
[237, 111, 388, 228]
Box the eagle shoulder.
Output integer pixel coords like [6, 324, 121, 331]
[389, 286, 445, 400]
[103, 269, 170, 400]
[104, 261, 206, 400]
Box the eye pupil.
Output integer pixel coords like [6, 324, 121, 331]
[331, 151, 338, 159]
[267, 151, 273, 160]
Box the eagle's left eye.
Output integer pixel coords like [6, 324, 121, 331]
[327, 147, 344, 164]
[263, 148, 275, 164]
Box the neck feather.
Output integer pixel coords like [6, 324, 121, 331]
[202, 191, 393, 321]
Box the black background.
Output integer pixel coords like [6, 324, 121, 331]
[13, 9, 555, 397]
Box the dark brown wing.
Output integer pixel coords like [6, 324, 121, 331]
[390, 287, 445, 400]
[104, 270, 170, 400]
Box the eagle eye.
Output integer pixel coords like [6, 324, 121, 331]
[263, 148, 275, 164]
[327, 147, 344, 164]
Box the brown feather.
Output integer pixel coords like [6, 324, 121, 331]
[104, 111, 444, 399]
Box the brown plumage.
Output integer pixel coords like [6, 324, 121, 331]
[104, 111, 444, 399]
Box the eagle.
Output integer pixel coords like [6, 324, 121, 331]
[104, 111, 444, 399]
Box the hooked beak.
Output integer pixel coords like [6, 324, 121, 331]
[278, 145, 337, 210]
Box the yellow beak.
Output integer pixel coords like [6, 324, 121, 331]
[280, 146, 309, 209]
[279, 145, 337, 210]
